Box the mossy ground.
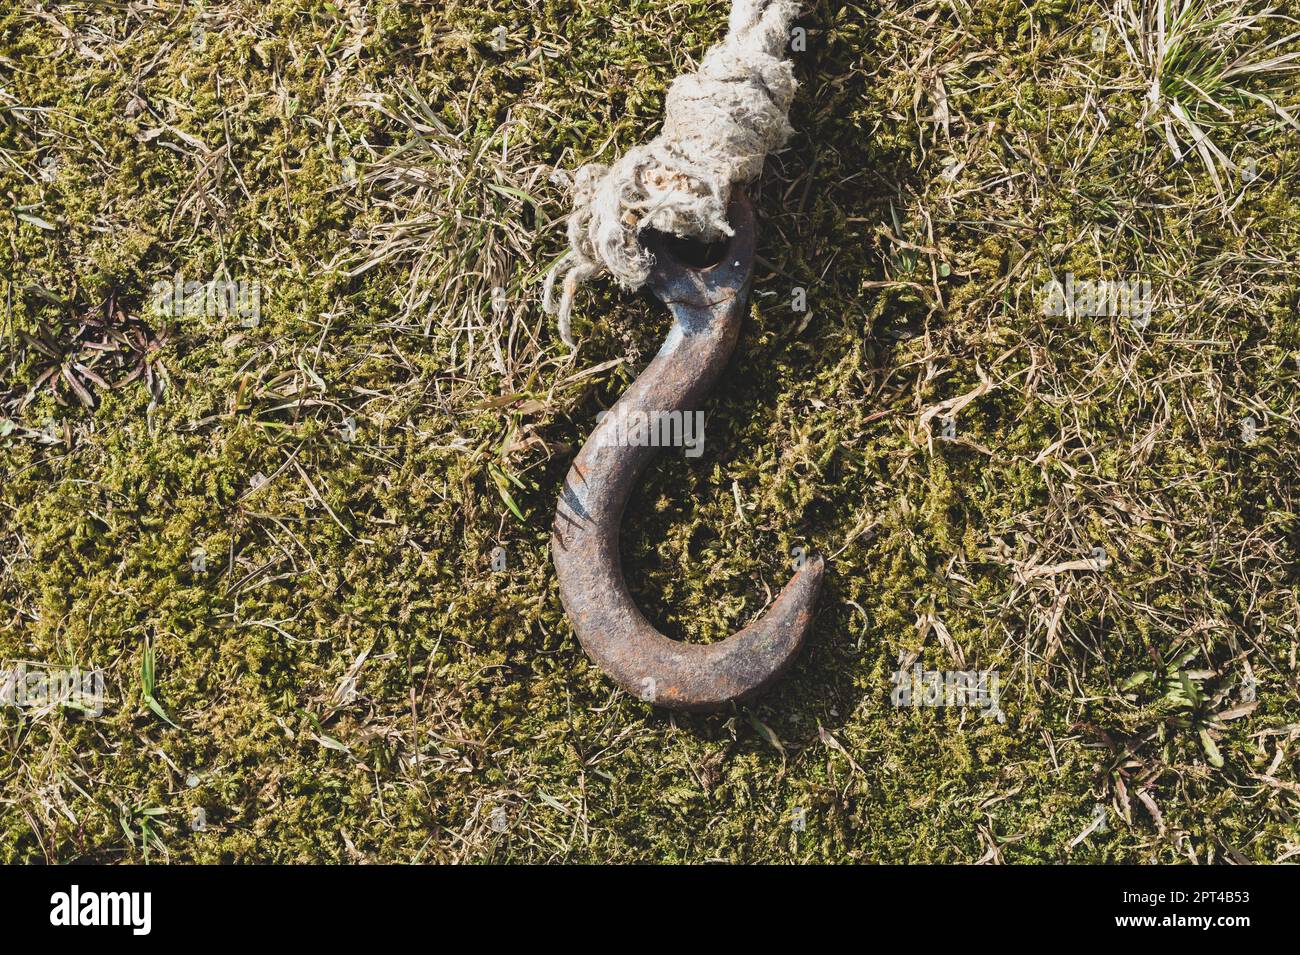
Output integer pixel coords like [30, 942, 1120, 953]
[2, 0, 1299, 863]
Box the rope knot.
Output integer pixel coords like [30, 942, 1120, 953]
[543, 0, 801, 346]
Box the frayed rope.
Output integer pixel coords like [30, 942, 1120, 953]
[543, 0, 801, 346]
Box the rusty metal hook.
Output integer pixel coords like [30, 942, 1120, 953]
[552, 191, 824, 711]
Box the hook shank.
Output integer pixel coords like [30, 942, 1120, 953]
[552, 191, 823, 711]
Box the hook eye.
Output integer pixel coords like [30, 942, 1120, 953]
[643, 190, 754, 304]
[644, 230, 731, 270]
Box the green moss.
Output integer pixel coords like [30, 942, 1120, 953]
[1, 0, 1298, 863]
